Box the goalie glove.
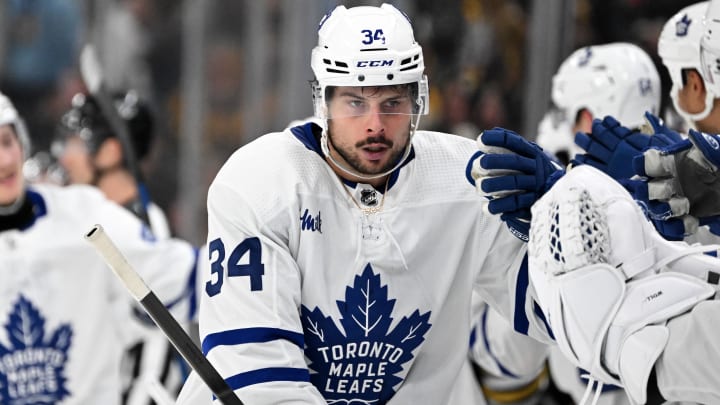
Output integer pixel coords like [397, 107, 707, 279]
[469, 127, 564, 242]
[528, 165, 717, 404]
[573, 115, 682, 180]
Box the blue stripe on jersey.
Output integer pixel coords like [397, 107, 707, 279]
[224, 367, 310, 392]
[202, 327, 305, 355]
[533, 301, 554, 340]
[513, 254, 530, 335]
[481, 305, 518, 378]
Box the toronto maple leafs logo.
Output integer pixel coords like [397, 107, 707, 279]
[301, 264, 431, 404]
[676, 14, 691, 37]
[0, 296, 72, 404]
[638, 78, 653, 96]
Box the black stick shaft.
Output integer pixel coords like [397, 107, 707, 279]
[139, 292, 244, 405]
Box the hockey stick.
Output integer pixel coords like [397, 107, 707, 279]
[79, 44, 152, 227]
[84, 224, 245, 405]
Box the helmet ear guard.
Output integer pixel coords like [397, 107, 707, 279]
[658, 1, 714, 124]
[700, 1, 720, 109]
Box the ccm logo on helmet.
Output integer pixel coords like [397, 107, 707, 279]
[357, 60, 394, 68]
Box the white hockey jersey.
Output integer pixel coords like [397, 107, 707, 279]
[0, 184, 197, 405]
[179, 122, 549, 404]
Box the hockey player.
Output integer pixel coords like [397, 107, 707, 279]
[53, 91, 188, 404]
[537, 42, 662, 166]
[0, 91, 197, 404]
[570, 2, 720, 241]
[470, 125, 720, 404]
[174, 4, 560, 404]
[470, 43, 667, 405]
[659, 1, 720, 134]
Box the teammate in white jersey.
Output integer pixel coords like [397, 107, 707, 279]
[470, 11, 719, 403]
[174, 4, 562, 404]
[52, 90, 190, 404]
[0, 91, 197, 404]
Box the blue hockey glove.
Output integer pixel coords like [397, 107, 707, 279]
[573, 115, 681, 180]
[642, 111, 684, 144]
[470, 127, 565, 241]
[620, 178, 696, 241]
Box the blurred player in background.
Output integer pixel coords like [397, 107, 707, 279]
[53, 91, 189, 404]
[475, 42, 662, 405]
[0, 91, 197, 404]
[537, 42, 661, 166]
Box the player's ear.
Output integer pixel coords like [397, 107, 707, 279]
[687, 70, 707, 97]
[574, 109, 594, 134]
[95, 137, 124, 165]
[680, 70, 710, 113]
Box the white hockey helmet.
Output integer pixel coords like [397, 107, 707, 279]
[0, 92, 31, 158]
[700, 0, 720, 103]
[311, 3, 428, 115]
[658, 1, 714, 123]
[310, 3, 428, 180]
[551, 42, 661, 130]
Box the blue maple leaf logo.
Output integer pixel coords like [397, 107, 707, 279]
[0, 295, 73, 404]
[301, 264, 431, 404]
[676, 14, 691, 37]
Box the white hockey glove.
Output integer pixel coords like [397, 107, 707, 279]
[528, 165, 718, 404]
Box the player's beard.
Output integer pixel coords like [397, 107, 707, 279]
[327, 131, 408, 176]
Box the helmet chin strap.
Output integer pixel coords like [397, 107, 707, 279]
[671, 83, 715, 128]
[320, 114, 420, 181]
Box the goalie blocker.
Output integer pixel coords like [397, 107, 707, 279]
[528, 165, 718, 404]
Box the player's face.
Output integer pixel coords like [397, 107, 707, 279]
[0, 124, 25, 205]
[56, 135, 95, 184]
[326, 85, 413, 177]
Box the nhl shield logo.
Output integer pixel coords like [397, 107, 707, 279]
[360, 190, 379, 206]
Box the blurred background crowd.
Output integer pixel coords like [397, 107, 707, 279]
[0, 0, 700, 245]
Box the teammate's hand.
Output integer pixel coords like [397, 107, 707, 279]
[573, 115, 679, 180]
[632, 129, 720, 238]
[642, 111, 684, 144]
[619, 178, 696, 240]
[469, 127, 564, 241]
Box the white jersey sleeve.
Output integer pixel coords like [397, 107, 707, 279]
[469, 297, 548, 379]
